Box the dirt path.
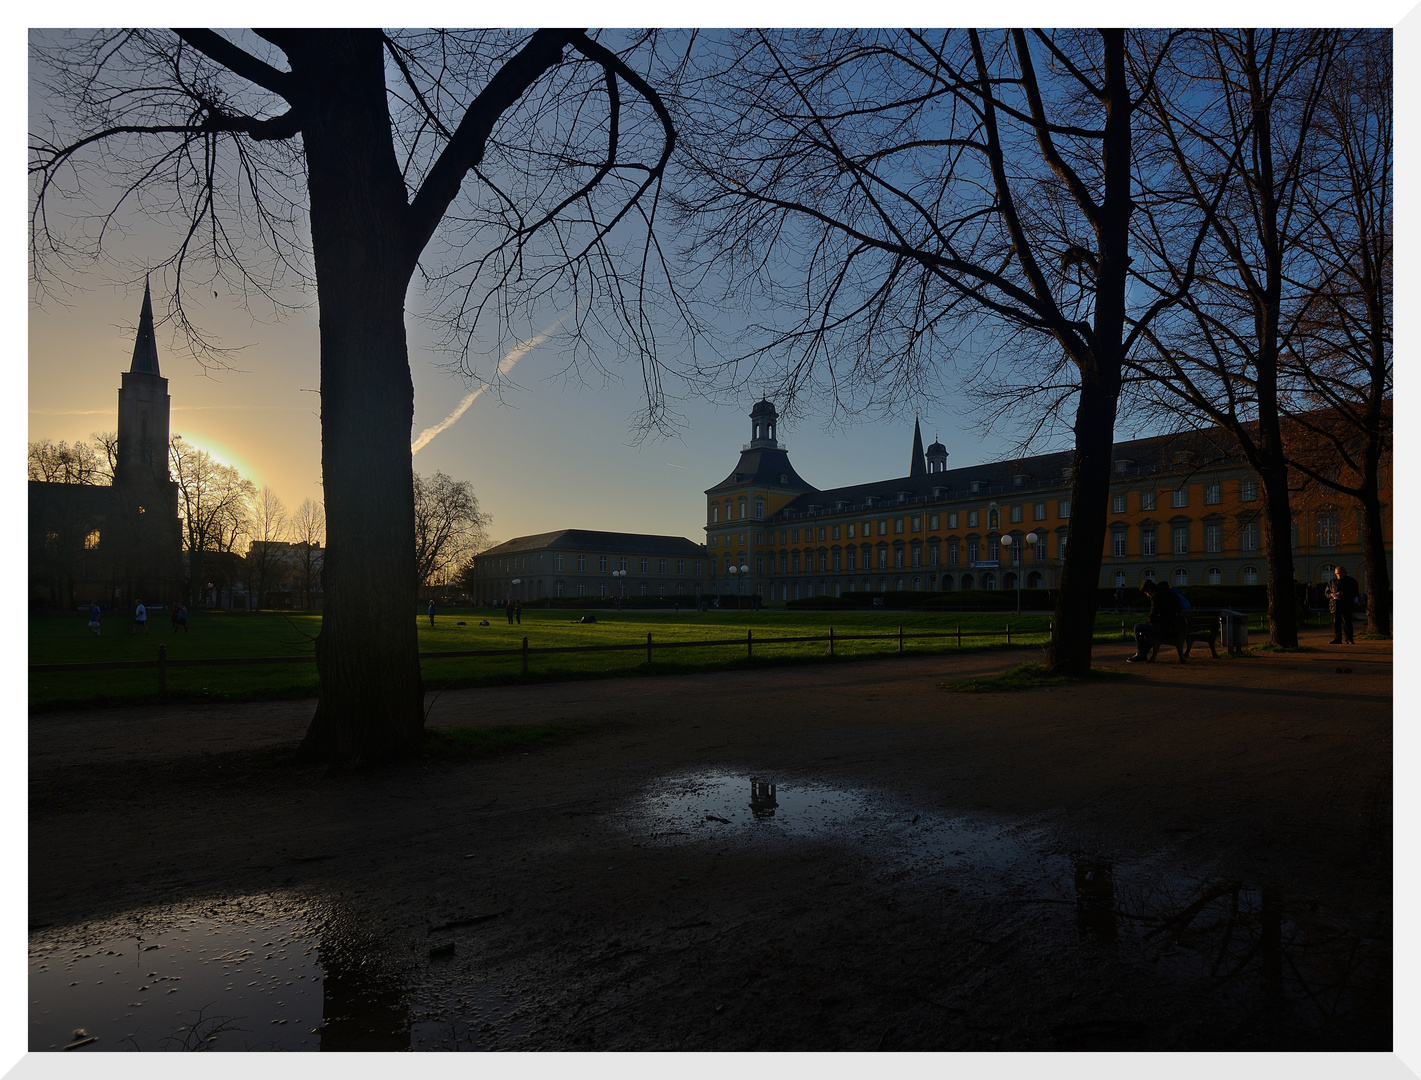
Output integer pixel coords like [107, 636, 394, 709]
[29, 627, 1391, 1050]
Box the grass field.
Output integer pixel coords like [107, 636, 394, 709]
[29, 607, 1145, 711]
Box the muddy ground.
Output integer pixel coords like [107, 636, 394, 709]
[29, 627, 1391, 1051]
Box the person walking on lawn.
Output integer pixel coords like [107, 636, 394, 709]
[88, 603, 101, 637]
[1326, 565, 1359, 644]
[428, 599, 436, 628]
[131, 600, 147, 635]
[1126, 580, 1185, 663]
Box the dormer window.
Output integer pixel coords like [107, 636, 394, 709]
[779, 474, 788, 484]
[969, 480, 985, 495]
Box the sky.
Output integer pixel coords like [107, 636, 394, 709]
[27, 280, 1024, 548]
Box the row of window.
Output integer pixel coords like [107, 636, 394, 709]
[768, 564, 1265, 600]
[766, 536, 1060, 574]
[771, 503, 1069, 543]
[710, 496, 766, 523]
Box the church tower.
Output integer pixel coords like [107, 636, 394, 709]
[114, 280, 172, 487]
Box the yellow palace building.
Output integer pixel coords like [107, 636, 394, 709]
[706, 401, 1391, 604]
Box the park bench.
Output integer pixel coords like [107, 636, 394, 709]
[1147, 611, 1222, 662]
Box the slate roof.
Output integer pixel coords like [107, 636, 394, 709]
[129, 281, 162, 377]
[479, 529, 705, 559]
[767, 428, 1245, 522]
[705, 447, 816, 495]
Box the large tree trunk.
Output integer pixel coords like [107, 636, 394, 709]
[1257, 461, 1299, 647]
[1359, 486, 1390, 637]
[292, 32, 426, 764]
[1047, 367, 1120, 676]
[1045, 30, 1130, 677]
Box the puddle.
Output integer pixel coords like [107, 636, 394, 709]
[28, 895, 523, 1052]
[627, 771, 1389, 1042]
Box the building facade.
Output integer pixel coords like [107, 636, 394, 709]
[468, 529, 709, 603]
[706, 402, 1392, 603]
[28, 283, 183, 609]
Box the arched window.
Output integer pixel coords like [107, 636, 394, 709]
[1141, 568, 1156, 583]
[983, 572, 996, 590]
[1241, 565, 1259, 585]
[1317, 563, 1336, 582]
[961, 573, 974, 589]
[942, 575, 954, 591]
[1174, 568, 1189, 586]
[1026, 571, 1042, 589]
[1207, 567, 1222, 585]
[711, 504, 719, 523]
[988, 507, 1000, 531]
[1112, 569, 1127, 588]
[738, 497, 747, 520]
[754, 498, 764, 520]
[1002, 572, 1015, 589]
[912, 577, 922, 591]
[554, 581, 564, 597]
[879, 578, 888, 592]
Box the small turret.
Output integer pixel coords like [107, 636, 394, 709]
[926, 436, 948, 474]
[749, 399, 779, 449]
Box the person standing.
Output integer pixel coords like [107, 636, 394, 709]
[505, 598, 515, 625]
[176, 602, 189, 632]
[131, 600, 147, 635]
[1326, 566, 1359, 644]
[428, 599, 436, 628]
[514, 600, 522, 625]
[88, 603, 101, 637]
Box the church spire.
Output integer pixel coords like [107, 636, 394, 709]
[909, 415, 927, 477]
[129, 278, 161, 376]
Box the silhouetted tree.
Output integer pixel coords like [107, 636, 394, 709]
[247, 485, 289, 608]
[169, 435, 255, 603]
[413, 471, 490, 588]
[291, 496, 325, 610]
[1130, 29, 1346, 646]
[32, 29, 677, 761]
[1281, 32, 1391, 635]
[673, 29, 1202, 674]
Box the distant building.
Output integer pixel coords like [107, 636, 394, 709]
[28, 283, 183, 609]
[468, 530, 708, 603]
[705, 400, 1393, 602]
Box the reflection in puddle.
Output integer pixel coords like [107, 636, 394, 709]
[629, 771, 1388, 1043]
[28, 895, 523, 1052]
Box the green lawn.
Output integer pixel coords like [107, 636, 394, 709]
[30, 607, 1142, 711]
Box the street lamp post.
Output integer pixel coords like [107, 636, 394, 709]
[611, 568, 626, 608]
[1000, 533, 1039, 615]
[739, 563, 749, 610]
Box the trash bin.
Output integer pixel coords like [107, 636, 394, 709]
[1219, 609, 1248, 655]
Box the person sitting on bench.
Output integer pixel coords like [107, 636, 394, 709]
[1127, 581, 1185, 664]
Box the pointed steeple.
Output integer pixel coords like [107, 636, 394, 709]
[129, 278, 161, 376]
[909, 415, 927, 477]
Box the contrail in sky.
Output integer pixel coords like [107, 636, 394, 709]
[410, 318, 563, 456]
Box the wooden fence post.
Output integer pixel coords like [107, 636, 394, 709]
[1006, 623, 1011, 645]
[747, 629, 753, 660]
[1121, 620, 1126, 639]
[522, 636, 529, 675]
[829, 626, 835, 657]
[956, 625, 961, 648]
[646, 632, 653, 665]
[157, 643, 166, 696]
[898, 625, 904, 653]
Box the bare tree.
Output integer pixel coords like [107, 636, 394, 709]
[413, 471, 491, 588]
[290, 496, 325, 610]
[27, 438, 108, 484]
[169, 435, 255, 603]
[1130, 29, 1344, 647]
[246, 485, 289, 609]
[32, 29, 678, 762]
[672, 29, 1203, 674]
[1281, 32, 1391, 636]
